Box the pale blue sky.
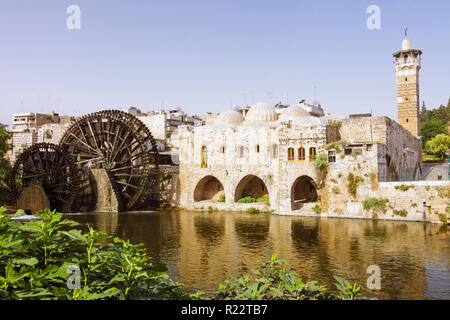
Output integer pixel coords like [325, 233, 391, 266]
[0, 0, 449, 126]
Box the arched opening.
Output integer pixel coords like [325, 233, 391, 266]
[234, 175, 269, 202]
[291, 176, 318, 210]
[194, 176, 224, 202]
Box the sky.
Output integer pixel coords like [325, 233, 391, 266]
[0, 0, 449, 127]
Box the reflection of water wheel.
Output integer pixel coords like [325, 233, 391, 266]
[59, 110, 159, 211]
[9, 143, 80, 213]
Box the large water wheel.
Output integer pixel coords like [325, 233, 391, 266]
[9, 143, 80, 213]
[59, 110, 159, 211]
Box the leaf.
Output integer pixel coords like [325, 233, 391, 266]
[12, 257, 38, 266]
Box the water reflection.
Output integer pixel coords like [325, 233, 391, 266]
[66, 210, 450, 299]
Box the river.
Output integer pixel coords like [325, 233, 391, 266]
[66, 210, 449, 299]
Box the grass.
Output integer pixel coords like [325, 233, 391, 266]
[394, 184, 414, 192]
[363, 198, 389, 214]
[237, 196, 270, 205]
[393, 209, 408, 217]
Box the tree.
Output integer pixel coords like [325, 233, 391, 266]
[0, 127, 12, 205]
[420, 118, 448, 148]
[425, 134, 450, 158]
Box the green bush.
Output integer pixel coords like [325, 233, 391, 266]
[313, 153, 328, 169]
[256, 196, 270, 205]
[394, 184, 414, 192]
[346, 173, 364, 197]
[215, 254, 369, 300]
[0, 208, 192, 300]
[247, 207, 260, 214]
[218, 194, 225, 202]
[312, 205, 322, 214]
[237, 196, 257, 203]
[393, 209, 408, 217]
[363, 198, 389, 214]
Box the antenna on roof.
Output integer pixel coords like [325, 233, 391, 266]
[404, 27, 408, 37]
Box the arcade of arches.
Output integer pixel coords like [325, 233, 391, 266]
[193, 174, 318, 209]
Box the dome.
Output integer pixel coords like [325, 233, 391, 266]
[279, 104, 310, 121]
[216, 109, 245, 125]
[245, 102, 278, 122]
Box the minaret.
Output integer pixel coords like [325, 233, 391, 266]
[393, 31, 422, 137]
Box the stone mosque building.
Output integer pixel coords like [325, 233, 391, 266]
[176, 37, 448, 221]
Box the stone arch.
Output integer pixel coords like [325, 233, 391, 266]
[291, 176, 318, 210]
[234, 175, 269, 202]
[194, 175, 224, 202]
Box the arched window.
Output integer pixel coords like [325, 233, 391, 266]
[309, 147, 316, 161]
[201, 146, 208, 168]
[298, 147, 305, 161]
[272, 144, 278, 158]
[288, 147, 295, 161]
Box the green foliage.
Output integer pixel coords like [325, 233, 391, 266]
[312, 205, 322, 214]
[237, 196, 269, 205]
[313, 153, 328, 169]
[215, 255, 370, 300]
[256, 196, 270, 205]
[393, 209, 408, 217]
[346, 173, 364, 197]
[420, 118, 448, 149]
[332, 186, 340, 194]
[420, 99, 450, 123]
[394, 184, 414, 191]
[0, 208, 193, 300]
[425, 134, 450, 157]
[435, 186, 450, 199]
[237, 196, 256, 203]
[324, 140, 350, 153]
[438, 214, 447, 224]
[218, 194, 225, 202]
[0, 127, 12, 205]
[247, 207, 260, 214]
[363, 198, 389, 214]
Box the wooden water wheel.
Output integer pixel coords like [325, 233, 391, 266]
[9, 143, 80, 213]
[59, 110, 159, 211]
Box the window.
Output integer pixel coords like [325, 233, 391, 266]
[309, 147, 316, 161]
[221, 146, 225, 153]
[201, 146, 208, 168]
[298, 147, 305, 161]
[328, 151, 336, 163]
[256, 145, 260, 153]
[406, 118, 409, 123]
[272, 144, 278, 158]
[288, 148, 295, 161]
